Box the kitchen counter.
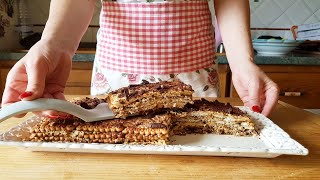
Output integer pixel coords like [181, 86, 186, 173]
[0, 97, 319, 179]
[0, 51, 319, 65]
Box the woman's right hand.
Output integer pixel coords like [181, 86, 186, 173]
[1, 40, 72, 117]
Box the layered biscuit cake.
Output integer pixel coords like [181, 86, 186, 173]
[106, 80, 194, 118]
[26, 81, 257, 145]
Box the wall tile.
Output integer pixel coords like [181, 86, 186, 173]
[315, 9, 320, 19]
[273, 0, 295, 11]
[250, 14, 265, 28]
[254, 0, 283, 27]
[304, 15, 320, 25]
[249, 0, 264, 11]
[271, 14, 293, 28]
[304, 0, 320, 12]
[286, 1, 314, 25]
[250, 0, 320, 28]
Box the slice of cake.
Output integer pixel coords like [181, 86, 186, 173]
[171, 99, 257, 136]
[28, 114, 172, 145]
[26, 96, 171, 145]
[106, 80, 194, 118]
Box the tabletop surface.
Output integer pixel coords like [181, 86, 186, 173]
[0, 97, 319, 179]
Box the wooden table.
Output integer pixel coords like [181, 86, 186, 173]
[0, 98, 319, 179]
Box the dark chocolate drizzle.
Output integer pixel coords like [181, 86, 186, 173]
[73, 97, 106, 109]
[112, 80, 193, 99]
[141, 79, 150, 85]
[184, 99, 246, 116]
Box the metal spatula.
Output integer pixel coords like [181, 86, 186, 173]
[0, 98, 115, 123]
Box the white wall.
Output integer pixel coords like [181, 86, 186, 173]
[249, 0, 320, 39]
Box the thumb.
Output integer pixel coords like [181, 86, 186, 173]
[19, 63, 47, 100]
[248, 80, 262, 113]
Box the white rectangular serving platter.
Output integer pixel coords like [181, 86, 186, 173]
[0, 107, 308, 158]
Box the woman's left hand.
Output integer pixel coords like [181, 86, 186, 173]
[231, 61, 279, 116]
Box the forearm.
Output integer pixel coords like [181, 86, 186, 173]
[42, 0, 96, 56]
[214, 0, 254, 71]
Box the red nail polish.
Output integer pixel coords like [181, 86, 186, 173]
[19, 91, 33, 99]
[47, 115, 60, 119]
[252, 105, 261, 113]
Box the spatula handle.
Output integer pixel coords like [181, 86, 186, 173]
[0, 98, 86, 123]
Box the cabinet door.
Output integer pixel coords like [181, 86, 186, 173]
[218, 65, 230, 98]
[65, 70, 92, 95]
[231, 72, 320, 108]
[0, 69, 93, 98]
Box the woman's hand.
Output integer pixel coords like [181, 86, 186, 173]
[231, 61, 279, 116]
[1, 0, 96, 118]
[1, 40, 72, 117]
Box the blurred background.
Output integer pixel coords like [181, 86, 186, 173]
[0, 0, 319, 51]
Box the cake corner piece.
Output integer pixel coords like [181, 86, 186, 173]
[171, 99, 258, 136]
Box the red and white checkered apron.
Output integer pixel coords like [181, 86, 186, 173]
[96, 1, 215, 74]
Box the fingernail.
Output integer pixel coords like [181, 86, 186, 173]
[252, 105, 261, 113]
[19, 91, 33, 99]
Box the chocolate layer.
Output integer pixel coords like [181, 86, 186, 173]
[109, 80, 194, 100]
[106, 80, 194, 118]
[184, 99, 246, 116]
[71, 97, 107, 109]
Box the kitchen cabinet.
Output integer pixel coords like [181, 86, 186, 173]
[63, 62, 93, 95]
[0, 61, 230, 100]
[217, 64, 230, 98]
[230, 65, 320, 109]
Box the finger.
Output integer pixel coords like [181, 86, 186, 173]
[2, 86, 21, 108]
[1, 66, 27, 118]
[44, 90, 69, 117]
[261, 83, 279, 116]
[34, 93, 56, 117]
[248, 79, 262, 113]
[1, 65, 26, 107]
[1, 71, 25, 119]
[42, 111, 71, 118]
[22, 61, 48, 100]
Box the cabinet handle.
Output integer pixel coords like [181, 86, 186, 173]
[280, 92, 302, 97]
